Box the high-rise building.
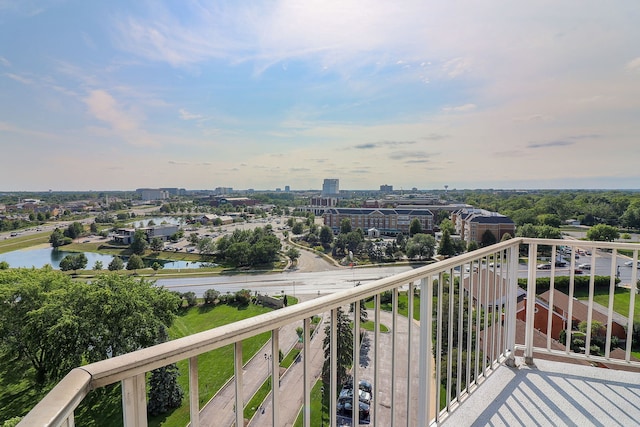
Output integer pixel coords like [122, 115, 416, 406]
[380, 184, 393, 193]
[322, 179, 339, 196]
[285, 185, 290, 192]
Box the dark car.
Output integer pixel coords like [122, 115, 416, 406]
[337, 397, 370, 421]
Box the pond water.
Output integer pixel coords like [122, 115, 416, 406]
[0, 246, 204, 270]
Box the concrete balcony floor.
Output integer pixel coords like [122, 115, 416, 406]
[441, 357, 640, 427]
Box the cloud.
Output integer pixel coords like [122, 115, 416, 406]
[626, 57, 640, 72]
[354, 140, 416, 149]
[527, 140, 574, 149]
[168, 160, 189, 165]
[4, 73, 34, 85]
[389, 151, 430, 160]
[0, 56, 10, 67]
[442, 103, 477, 113]
[354, 143, 377, 149]
[290, 167, 310, 172]
[84, 89, 137, 132]
[422, 134, 448, 141]
[405, 159, 430, 164]
[179, 108, 203, 120]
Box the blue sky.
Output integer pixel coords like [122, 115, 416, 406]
[1, 0, 639, 191]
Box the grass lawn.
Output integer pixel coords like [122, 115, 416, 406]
[361, 320, 390, 333]
[364, 291, 422, 321]
[0, 232, 50, 254]
[579, 287, 640, 323]
[244, 378, 272, 421]
[148, 303, 272, 427]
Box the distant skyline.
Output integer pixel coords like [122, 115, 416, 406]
[1, 1, 639, 191]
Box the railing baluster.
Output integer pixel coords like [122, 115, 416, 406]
[482, 255, 490, 374]
[605, 249, 618, 359]
[303, 317, 310, 427]
[391, 286, 398, 426]
[189, 356, 199, 427]
[407, 281, 414, 426]
[456, 267, 463, 401]
[417, 276, 433, 426]
[525, 243, 537, 364]
[352, 300, 360, 427]
[626, 250, 639, 362]
[474, 260, 481, 384]
[505, 244, 518, 367]
[566, 245, 577, 352]
[435, 273, 443, 423]
[330, 308, 337, 427]
[121, 373, 147, 427]
[271, 329, 279, 426]
[234, 341, 243, 427]
[446, 268, 454, 410]
[585, 256, 596, 357]
[466, 262, 473, 386]
[374, 293, 380, 427]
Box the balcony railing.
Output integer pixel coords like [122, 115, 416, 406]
[19, 238, 640, 426]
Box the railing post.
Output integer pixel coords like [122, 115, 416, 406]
[505, 243, 519, 367]
[303, 317, 311, 427]
[234, 341, 243, 427]
[122, 373, 147, 427]
[271, 329, 280, 426]
[417, 277, 433, 427]
[524, 242, 537, 365]
[189, 357, 199, 427]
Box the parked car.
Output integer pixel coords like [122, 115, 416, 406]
[574, 268, 584, 275]
[537, 263, 552, 270]
[337, 397, 370, 421]
[578, 263, 591, 270]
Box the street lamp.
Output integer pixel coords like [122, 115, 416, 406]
[264, 353, 272, 378]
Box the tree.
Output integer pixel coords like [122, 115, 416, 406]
[319, 225, 334, 248]
[480, 229, 497, 247]
[0, 260, 9, 270]
[586, 224, 620, 242]
[127, 254, 144, 271]
[108, 256, 124, 271]
[93, 260, 103, 270]
[340, 218, 352, 234]
[438, 229, 456, 257]
[203, 289, 220, 304]
[291, 221, 304, 235]
[147, 327, 183, 416]
[64, 222, 84, 240]
[467, 241, 479, 252]
[49, 228, 68, 248]
[59, 253, 87, 274]
[197, 236, 216, 256]
[409, 218, 423, 236]
[0, 270, 179, 384]
[130, 230, 148, 255]
[286, 247, 300, 263]
[322, 307, 353, 388]
[150, 237, 164, 253]
[439, 218, 455, 234]
[406, 233, 436, 260]
[182, 291, 198, 307]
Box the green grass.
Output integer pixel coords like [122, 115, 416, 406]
[364, 292, 422, 320]
[281, 347, 301, 369]
[147, 303, 272, 427]
[578, 287, 640, 323]
[0, 232, 50, 254]
[361, 320, 390, 332]
[244, 378, 272, 421]
[293, 379, 329, 427]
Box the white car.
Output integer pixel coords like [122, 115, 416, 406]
[578, 263, 591, 270]
[624, 260, 640, 268]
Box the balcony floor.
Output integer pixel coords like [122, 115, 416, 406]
[441, 357, 640, 427]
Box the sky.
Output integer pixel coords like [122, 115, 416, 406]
[1, 1, 639, 192]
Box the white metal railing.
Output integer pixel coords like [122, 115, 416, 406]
[19, 238, 640, 426]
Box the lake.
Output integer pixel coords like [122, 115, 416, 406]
[0, 246, 204, 270]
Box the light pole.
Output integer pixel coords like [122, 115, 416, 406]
[264, 353, 272, 378]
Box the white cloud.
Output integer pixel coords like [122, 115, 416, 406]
[4, 73, 34, 85]
[84, 89, 137, 132]
[442, 104, 477, 113]
[626, 57, 640, 72]
[179, 109, 203, 120]
[0, 56, 10, 67]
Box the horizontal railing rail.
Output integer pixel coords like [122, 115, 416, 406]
[19, 237, 640, 427]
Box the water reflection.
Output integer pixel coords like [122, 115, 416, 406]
[0, 246, 203, 270]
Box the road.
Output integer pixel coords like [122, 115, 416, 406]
[155, 265, 415, 298]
